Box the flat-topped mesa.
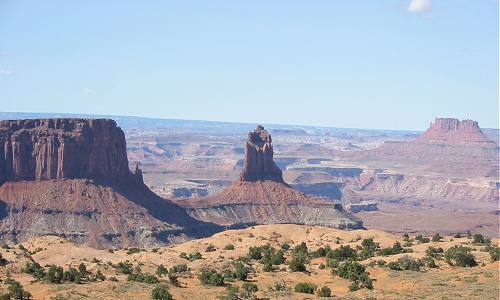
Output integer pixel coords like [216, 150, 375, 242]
[0, 118, 137, 182]
[416, 118, 495, 145]
[429, 118, 479, 131]
[239, 125, 284, 182]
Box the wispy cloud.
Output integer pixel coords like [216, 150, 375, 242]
[0, 69, 13, 76]
[83, 87, 96, 95]
[407, 0, 431, 13]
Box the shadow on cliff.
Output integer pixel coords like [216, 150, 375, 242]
[90, 176, 225, 240]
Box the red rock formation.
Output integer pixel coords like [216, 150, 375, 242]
[416, 118, 496, 145]
[239, 125, 283, 182]
[0, 119, 131, 182]
[0, 118, 220, 248]
[173, 126, 363, 229]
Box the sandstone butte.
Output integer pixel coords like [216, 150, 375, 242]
[174, 125, 363, 229]
[366, 118, 499, 177]
[0, 118, 221, 248]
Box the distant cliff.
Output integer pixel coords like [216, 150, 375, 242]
[0, 119, 131, 183]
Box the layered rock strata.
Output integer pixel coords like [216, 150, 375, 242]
[0, 118, 220, 248]
[174, 126, 363, 229]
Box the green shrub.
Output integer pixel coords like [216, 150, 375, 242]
[180, 251, 202, 261]
[95, 270, 105, 281]
[328, 245, 357, 261]
[116, 261, 133, 274]
[281, 243, 290, 251]
[224, 244, 235, 250]
[220, 285, 239, 300]
[248, 246, 263, 260]
[358, 238, 380, 260]
[156, 264, 168, 277]
[3, 278, 32, 299]
[432, 234, 443, 242]
[336, 260, 373, 290]
[170, 264, 188, 273]
[46, 265, 64, 284]
[198, 268, 224, 286]
[151, 283, 173, 300]
[444, 246, 477, 267]
[294, 282, 316, 294]
[234, 261, 249, 280]
[108, 276, 118, 282]
[126, 248, 141, 255]
[77, 263, 87, 275]
[472, 234, 490, 245]
[378, 241, 409, 256]
[317, 286, 331, 297]
[168, 272, 180, 286]
[485, 245, 500, 261]
[271, 281, 290, 292]
[206, 244, 217, 252]
[288, 256, 306, 272]
[389, 256, 423, 271]
[292, 242, 308, 257]
[127, 273, 159, 284]
[0, 254, 8, 266]
[22, 261, 46, 280]
[426, 246, 444, 259]
[62, 267, 81, 283]
[415, 235, 430, 243]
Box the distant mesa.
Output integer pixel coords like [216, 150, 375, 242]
[360, 117, 499, 179]
[173, 125, 363, 229]
[416, 118, 497, 146]
[0, 118, 220, 248]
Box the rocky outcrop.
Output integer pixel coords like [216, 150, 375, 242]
[0, 118, 221, 248]
[363, 118, 499, 178]
[0, 119, 131, 183]
[239, 125, 283, 182]
[416, 118, 497, 145]
[172, 126, 363, 229]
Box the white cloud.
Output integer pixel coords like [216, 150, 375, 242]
[83, 87, 96, 95]
[0, 69, 12, 76]
[408, 0, 431, 13]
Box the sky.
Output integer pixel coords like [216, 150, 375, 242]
[0, 0, 498, 130]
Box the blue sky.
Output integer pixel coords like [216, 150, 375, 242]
[0, 0, 498, 130]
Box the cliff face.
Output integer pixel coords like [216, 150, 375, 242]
[0, 118, 220, 248]
[0, 119, 130, 183]
[239, 125, 283, 182]
[173, 125, 363, 230]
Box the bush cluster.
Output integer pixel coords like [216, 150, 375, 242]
[179, 251, 203, 261]
[444, 246, 477, 267]
[1, 278, 32, 300]
[151, 283, 173, 300]
[334, 261, 373, 291]
[198, 268, 225, 286]
[23, 262, 104, 284]
[247, 244, 285, 272]
[294, 282, 316, 294]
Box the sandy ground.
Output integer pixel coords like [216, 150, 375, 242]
[0, 224, 498, 300]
